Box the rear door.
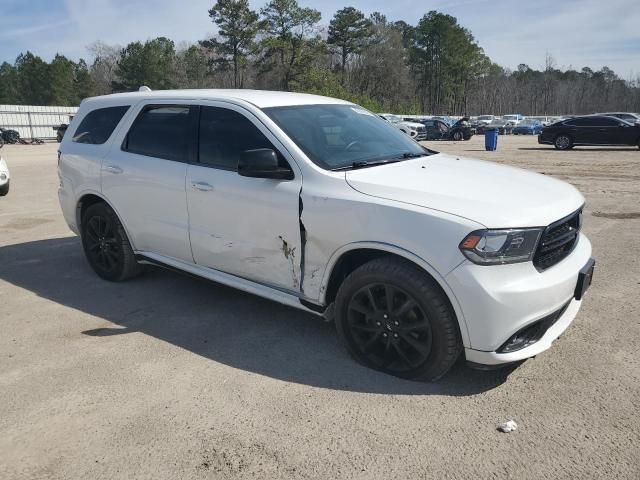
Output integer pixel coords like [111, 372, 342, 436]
[186, 103, 304, 292]
[591, 116, 626, 144]
[101, 102, 196, 262]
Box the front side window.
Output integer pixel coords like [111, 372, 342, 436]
[72, 106, 130, 144]
[123, 105, 194, 161]
[198, 106, 281, 171]
[265, 104, 429, 170]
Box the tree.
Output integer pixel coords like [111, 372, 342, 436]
[409, 11, 486, 114]
[0, 62, 20, 104]
[15, 52, 50, 104]
[48, 54, 76, 105]
[115, 37, 177, 91]
[88, 41, 121, 95]
[258, 0, 321, 90]
[327, 7, 372, 73]
[201, 0, 261, 88]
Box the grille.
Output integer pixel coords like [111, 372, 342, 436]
[533, 209, 582, 271]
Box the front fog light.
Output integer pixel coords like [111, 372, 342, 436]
[459, 228, 543, 265]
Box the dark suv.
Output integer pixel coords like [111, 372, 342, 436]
[539, 115, 640, 150]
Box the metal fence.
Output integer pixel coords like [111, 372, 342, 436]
[0, 105, 79, 141]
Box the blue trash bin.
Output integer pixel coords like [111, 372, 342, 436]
[484, 128, 499, 151]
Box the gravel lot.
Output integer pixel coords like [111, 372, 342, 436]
[1, 136, 638, 479]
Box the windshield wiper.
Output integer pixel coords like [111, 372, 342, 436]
[332, 152, 426, 171]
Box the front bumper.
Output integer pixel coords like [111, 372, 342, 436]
[538, 134, 553, 145]
[445, 233, 592, 365]
[415, 132, 428, 141]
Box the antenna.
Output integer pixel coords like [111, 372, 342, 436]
[139, 86, 152, 92]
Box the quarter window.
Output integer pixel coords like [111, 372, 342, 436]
[198, 106, 282, 171]
[123, 105, 194, 162]
[72, 106, 129, 144]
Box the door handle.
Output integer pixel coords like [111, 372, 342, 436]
[191, 181, 214, 192]
[103, 165, 123, 174]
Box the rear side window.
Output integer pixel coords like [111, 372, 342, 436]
[72, 106, 129, 144]
[123, 105, 194, 162]
[565, 118, 598, 126]
[198, 106, 278, 171]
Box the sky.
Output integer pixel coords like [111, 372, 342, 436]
[1, 0, 639, 78]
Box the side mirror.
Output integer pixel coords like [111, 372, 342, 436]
[238, 148, 293, 180]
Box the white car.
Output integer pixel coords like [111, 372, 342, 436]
[475, 115, 495, 126]
[503, 114, 524, 126]
[0, 157, 10, 196]
[58, 89, 594, 380]
[378, 113, 427, 141]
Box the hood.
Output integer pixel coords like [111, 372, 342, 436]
[345, 153, 584, 228]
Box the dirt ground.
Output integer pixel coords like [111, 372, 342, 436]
[1, 136, 638, 479]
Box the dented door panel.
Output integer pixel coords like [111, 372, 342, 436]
[187, 165, 303, 291]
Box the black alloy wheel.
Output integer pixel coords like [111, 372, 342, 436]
[335, 257, 461, 380]
[84, 214, 121, 276]
[554, 134, 573, 150]
[346, 283, 433, 375]
[81, 203, 142, 281]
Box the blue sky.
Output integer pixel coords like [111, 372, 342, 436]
[1, 0, 639, 78]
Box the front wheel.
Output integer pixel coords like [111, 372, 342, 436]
[452, 130, 463, 141]
[335, 257, 462, 381]
[81, 203, 142, 282]
[0, 181, 8, 196]
[554, 134, 573, 150]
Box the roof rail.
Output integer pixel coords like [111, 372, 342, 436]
[139, 86, 152, 92]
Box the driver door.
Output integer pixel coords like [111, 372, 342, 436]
[186, 104, 304, 292]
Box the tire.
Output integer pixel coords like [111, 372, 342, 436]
[334, 257, 462, 381]
[0, 181, 8, 196]
[81, 202, 142, 282]
[452, 130, 463, 141]
[554, 134, 573, 150]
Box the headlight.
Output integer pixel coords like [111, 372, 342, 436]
[459, 228, 543, 265]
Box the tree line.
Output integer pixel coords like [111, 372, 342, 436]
[1, 0, 639, 115]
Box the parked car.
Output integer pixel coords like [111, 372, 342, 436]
[417, 117, 474, 141]
[475, 115, 495, 127]
[512, 119, 544, 135]
[379, 114, 427, 140]
[58, 89, 594, 380]
[527, 116, 555, 126]
[538, 115, 640, 150]
[0, 157, 10, 196]
[596, 112, 640, 124]
[502, 114, 524, 126]
[53, 117, 73, 142]
[477, 118, 511, 135]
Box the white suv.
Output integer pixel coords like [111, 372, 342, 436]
[58, 89, 595, 380]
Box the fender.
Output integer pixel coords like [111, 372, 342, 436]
[75, 189, 139, 252]
[319, 241, 471, 348]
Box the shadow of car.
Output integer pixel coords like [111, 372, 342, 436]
[0, 236, 520, 395]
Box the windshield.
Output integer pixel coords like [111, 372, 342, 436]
[519, 119, 539, 125]
[503, 115, 518, 121]
[265, 104, 430, 171]
[381, 114, 402, 123]
[478, 116, 493, 120]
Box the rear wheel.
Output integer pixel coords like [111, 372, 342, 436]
[0, 181, 8, 196]
[81, 203, 142, 282]
[554, 134, 573, 150]
[335, 257, 461, 381]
